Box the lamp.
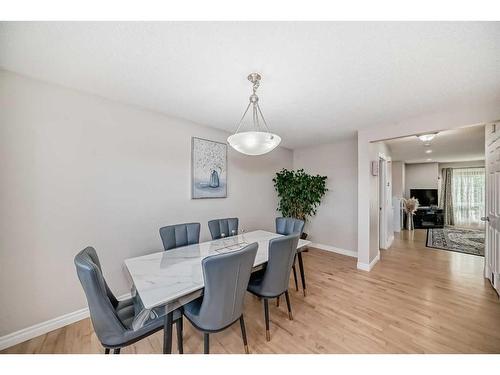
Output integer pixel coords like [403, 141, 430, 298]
[417, 133, 438, 142]
[227, 73, 281, 156]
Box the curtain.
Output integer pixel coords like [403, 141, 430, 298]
[452, 167, 485, 227]
[440, 168, 454, 226]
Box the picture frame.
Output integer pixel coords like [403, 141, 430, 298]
[191, 137, 228, 199]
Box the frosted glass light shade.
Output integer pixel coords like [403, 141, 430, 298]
[227, 131, 281, 156]
[417, 133, 437, 142]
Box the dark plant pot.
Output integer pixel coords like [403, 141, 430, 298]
[300, 232, 308, 240]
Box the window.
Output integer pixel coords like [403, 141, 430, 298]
[452, 167, 485, 226]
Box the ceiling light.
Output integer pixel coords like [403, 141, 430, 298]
[227, 73, 281, 156]
[417, 133, 438, 142]
[425, 149, 432, 154]
[426, 158, 432, 161]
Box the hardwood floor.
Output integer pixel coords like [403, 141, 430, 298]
[3, 229, 500, 354]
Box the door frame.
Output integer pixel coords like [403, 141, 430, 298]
[378, 152, 393, 250]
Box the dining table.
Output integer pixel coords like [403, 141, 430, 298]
[124, 229, 311, 353]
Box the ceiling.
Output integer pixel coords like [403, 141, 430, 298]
[1, 22, 499, 149]
[384, 125, 485, 163]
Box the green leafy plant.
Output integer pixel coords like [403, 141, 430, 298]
[273, 168, 328, 221]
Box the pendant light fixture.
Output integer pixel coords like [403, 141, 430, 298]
[417, 133, 438, 142]
[227, 73, 281, 156]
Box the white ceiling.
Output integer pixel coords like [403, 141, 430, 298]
[1, 22, 499, 149]
[384, 125, 485, 163]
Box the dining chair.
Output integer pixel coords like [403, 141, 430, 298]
[74, 247, 184, 354]
[208, 217, 239, 240]
[275, 217, 307, 297]
[247, 234, 300, 341]
[183, 242, 258, 354]
[159, 222, 201, 250]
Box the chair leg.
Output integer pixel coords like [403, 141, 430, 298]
[276, 295, 280, 307]
[104, 348, 110, 354]
[239, 315, 250, 354]
[163, 311, 174, 354]
[297, 252, 307, 297]
[204, 333, 210, 354]
[176, 317, 183, 354]
[264, 298, 270, 341]
[284, 291, 293, 320]
[292, 262, 299, 291]
[113, 348, 121, 354]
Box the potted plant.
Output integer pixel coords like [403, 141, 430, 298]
[273, 168, 328, 239]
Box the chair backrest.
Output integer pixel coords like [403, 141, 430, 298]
[208, 217, 239, 240]
[74, 247, 125, 345]
[159, 222, 201, 250]
[275, 217, 305, 236]
[258, 234, 300, 297]
[196, 242, 258, 330]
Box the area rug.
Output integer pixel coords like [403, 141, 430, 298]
[426, 227, 485, 256]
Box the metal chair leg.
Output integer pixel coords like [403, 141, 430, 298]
[204, 333, 210, 354]
[176, 317, 183, 354]
[113, 348, 121, 354]
[239, 315, 250, 354]
[104, 348, 110, 354]
[264, 298, 270, 341]
[284, 290, 293, 320]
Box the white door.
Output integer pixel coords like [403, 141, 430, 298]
[484, 122, 500, 295]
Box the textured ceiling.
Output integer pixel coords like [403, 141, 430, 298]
[384, 125, 485, 163]
[1, 22, 499, 149]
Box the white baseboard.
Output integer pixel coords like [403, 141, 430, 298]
[357, 252, 380, 272]
[0, 293, 131, 351]
[309, 242, 357, 258]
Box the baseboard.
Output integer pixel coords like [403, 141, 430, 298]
[0, 292, 131, 351]
[357, 252, 380, 271]
[309, 242, 357, 258]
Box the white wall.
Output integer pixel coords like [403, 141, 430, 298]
[405, 162, 439, 198]
[0, 70, 293, 336]
[293, 137, 358, 254]
[391, 161, 405, 198]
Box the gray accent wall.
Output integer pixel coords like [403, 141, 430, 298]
[0, 70, 293, 336]
[293, 138, 358, 254]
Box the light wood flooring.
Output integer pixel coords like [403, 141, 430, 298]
[3, 229, 500, 354]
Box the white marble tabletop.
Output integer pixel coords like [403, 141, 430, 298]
[124, 230, 311, 311]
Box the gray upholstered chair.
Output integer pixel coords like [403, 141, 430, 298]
[275, 217, 307, 297]
[183, 242, 258, 354]
[74, 247, 183, 354]
[159, 222, 201, 250]
[276, 217, 305, 236]
[247, 234, 300, 341]
[208, 217, 239, 240]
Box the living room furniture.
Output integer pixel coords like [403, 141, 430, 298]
[413, 207, 444, 229]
